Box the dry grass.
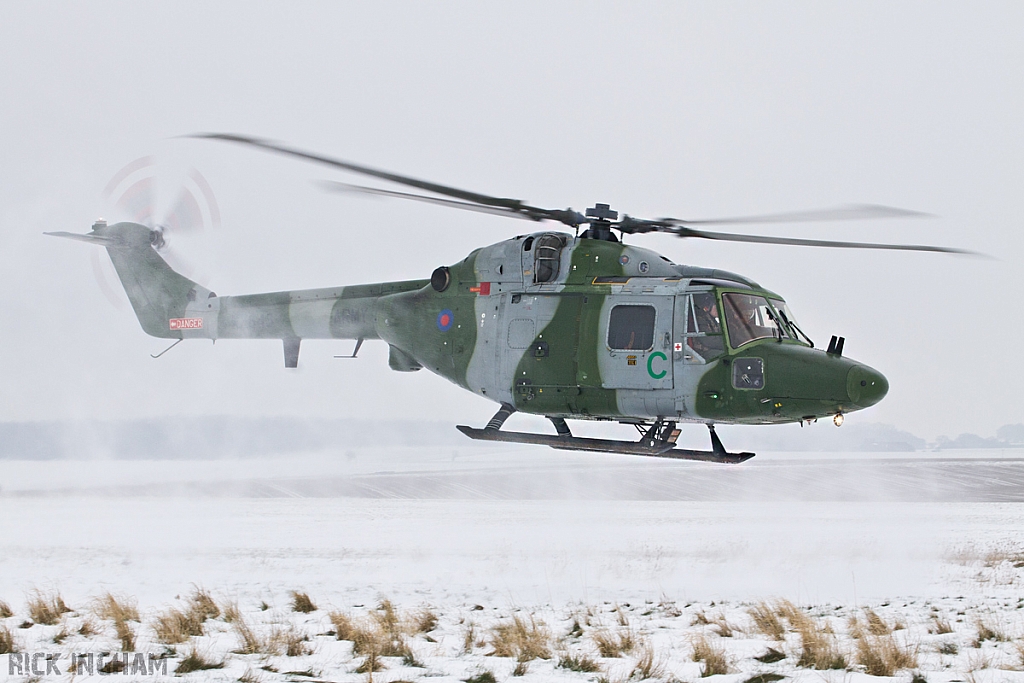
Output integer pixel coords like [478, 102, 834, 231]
[410, 607, 438, 634]
[354, 650, 385, 674]
[707, 612, 736, 638]
[747, 601, 785, 641]
[463, 673, 497, 683]
[376, 599, 400, 633]
[92, 593, 138, 652]
[964, 649, 993, 677]
[557, 652, 601, 672]
[982, 547, 1024, 568]
[175, 647, 225, 674]
[776, 599, 816, 632]
[337, 605, 413, 661]
[856, 634, 918, 676]
[283, 628, 312, 657]
[630, 643, 664, 680]
[352, 623, 402, 657]
[0, 625, 15, 654]
[488, 614, 551, 661]
[0, 600, 12, 618]
[222, 601, 241, 624]
[289, 591, 317, 614]
[659, 600, 682, 618]
[99, 656, 126, 674]
[1014, 641, 1024, 669]
[115, 619, 136, 652]
[26, 590, 70, 625]
[792, 616, 846, 670]
[188, 587, 220, 621]
[153, 588, 223, 644]
[930, 616, 954, 634]
[233, 616, 267, 655]
[864, 609, 891, 636]
[331, 606, 420, 664]
[93, 593, 139, 622]
[78, 620, 97, 637]
[462, 621, 477, 655]
[592, 627, 639, 658]
[233, 617, 303, 656]
[238, 667, 262, 683]
[329, 611, 354, 641]
[691, 633, 730, 677]
[755, 647, 787, 663]
[52, 625, 71, 644]
[153, 606, 204, 644]
[772, 604, 846, 671]
[231, 619, 310, 657]
[973, 617, 1008, 645]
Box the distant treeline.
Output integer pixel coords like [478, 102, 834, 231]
[719, 421, 1024, 453]
[0, 417, 464, 460]
[0, 418, 1020, 459]
[935, 424, 1024, 450]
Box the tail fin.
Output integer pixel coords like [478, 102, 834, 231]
[49, 221, 211, 339]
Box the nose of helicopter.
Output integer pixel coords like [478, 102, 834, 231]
[846, 364, 888, 408]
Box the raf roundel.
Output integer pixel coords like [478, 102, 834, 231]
[436, 308, 454, 332]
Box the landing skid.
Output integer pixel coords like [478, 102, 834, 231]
[456, 404, 754, 464]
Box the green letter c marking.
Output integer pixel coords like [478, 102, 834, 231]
[647, 351, 668, 379]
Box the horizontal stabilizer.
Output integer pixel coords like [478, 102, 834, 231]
[44, 231, 114, 246]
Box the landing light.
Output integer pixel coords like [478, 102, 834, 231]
[833, 413, 845, 427]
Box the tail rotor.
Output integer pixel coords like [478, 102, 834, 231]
[91, 157, 220, 309]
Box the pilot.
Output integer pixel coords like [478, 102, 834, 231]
[688, 294, 724, 360]
[693, 295, 721, 334]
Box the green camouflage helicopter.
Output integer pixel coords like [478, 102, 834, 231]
[48, 134, 972, 463]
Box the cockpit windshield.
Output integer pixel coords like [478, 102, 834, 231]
[722, 293, 782, 347]
[720, 292, 811, 348]
[716, 292, 811, 350]
[770, 299, 813, 346]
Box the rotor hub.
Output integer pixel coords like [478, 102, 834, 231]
[581, 203, 620, 241]
[585, 203, 618, 222]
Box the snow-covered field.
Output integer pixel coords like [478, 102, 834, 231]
[1, 447, 1023, 681]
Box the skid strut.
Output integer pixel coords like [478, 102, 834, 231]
[458, 409, 754, 464]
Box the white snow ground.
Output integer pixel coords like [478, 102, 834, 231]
[1, 446, 1023, 682]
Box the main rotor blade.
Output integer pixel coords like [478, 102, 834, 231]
[318, 181, 543, 222]
[663, 204, 931, 227]
[672, 226, 981, 255]
[44, 231, 114, 246]
[189, 133, 581, 225]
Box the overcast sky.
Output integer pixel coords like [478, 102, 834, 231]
[0, 2, 1020, 440]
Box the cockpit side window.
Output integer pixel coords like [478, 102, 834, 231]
[533, 234, 565, 284]
[682, 292, 724, 362]
[688, 292, 721, 334]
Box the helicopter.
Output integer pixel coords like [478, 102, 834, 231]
[47, 134, 974, 464]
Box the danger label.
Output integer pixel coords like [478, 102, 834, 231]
[169, 317, 203, 330]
